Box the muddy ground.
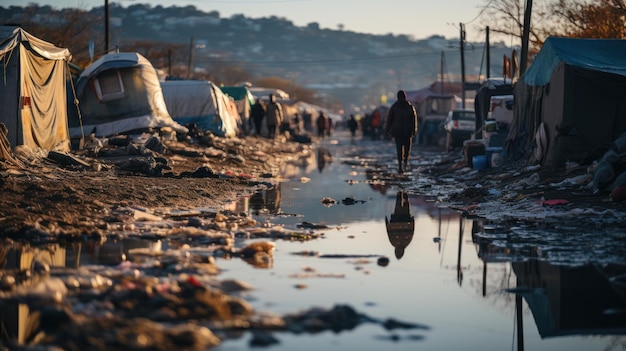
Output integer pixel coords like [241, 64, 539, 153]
[1, 129, 625, 350]
[0, 133, 310, 239]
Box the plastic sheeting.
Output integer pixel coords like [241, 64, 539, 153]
[523, 37, 626, 86]
[0, 26, 71, 151]
[161, 80, 240, 137]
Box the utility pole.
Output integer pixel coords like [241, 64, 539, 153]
[168, 49, 172, 78]
[460, 22, 466, 109]
[187, 36, 194, 79]
[486, 26, 490, 79]
[440, 51, 445, 94]
[104, 0, 109, 53]
[520, 0, 533, 75]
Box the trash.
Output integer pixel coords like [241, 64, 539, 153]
[321, 197, 336, 206]
[611, 185, 626, 202]
[537, 199, 569, 206]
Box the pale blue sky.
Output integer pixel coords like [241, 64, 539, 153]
[9, 0, 491, 40]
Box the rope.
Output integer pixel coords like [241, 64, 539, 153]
[66, 61, 85, 144]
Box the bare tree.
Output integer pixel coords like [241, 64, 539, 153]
[478, 0, 549, 49]
[479, 0, 626, 50]
[549, 0, 626, 38]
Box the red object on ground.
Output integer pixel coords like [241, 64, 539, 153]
[611, 186, 626, 202]
[538, 199, 569, 206]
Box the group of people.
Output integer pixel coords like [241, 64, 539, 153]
[250, 90, 418, 174]
[250, 94, 285, 139]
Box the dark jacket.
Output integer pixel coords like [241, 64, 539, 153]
[251, 101, 265, 121]
[385, 92, 418, 138]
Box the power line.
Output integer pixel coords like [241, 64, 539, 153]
[463, 0, 494, 25]
[193, 49, 476, 68]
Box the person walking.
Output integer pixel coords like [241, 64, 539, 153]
[347, 114, 358, 138]
[316, 110, 327, 138]
[250, 98, 266, 136]
[326, 116, 333, 137]
[385, 90, 418, 173]
[265, 94, 283, 139]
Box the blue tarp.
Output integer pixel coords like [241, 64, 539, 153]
[522, 37, 626, 86]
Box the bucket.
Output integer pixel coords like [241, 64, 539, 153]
[472, 155, 488, 170]
[491, 150, 503, 167]
[485, 147, 504, 168]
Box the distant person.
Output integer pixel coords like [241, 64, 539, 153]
[385, 90, 418, 173]
[251, 98, 265, 136]
[265, 94, 283, 139]
[347, 114, 358, 138]
[385, 191, 415, 259]
[326, 116, 333, 136]
[316, 110, 327, 138]
[292, 113, 301, 134]
[371, 109, 382, 140]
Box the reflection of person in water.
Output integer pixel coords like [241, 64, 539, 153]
[317, 147, 332, 173]
[385, 191, 415, 259]
[265, 184, 281, 214]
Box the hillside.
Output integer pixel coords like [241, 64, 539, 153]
[1, 3, 516, 113]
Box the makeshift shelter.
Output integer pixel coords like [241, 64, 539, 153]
[219, 85, 255, 134]
[474, 78, 513, 139]
[67, 52, 187, 138]
[0, 26, 72, 151]
[509, 37, 626, 167]
[512, 260, 626, 338]
[161, 80, 240, 137]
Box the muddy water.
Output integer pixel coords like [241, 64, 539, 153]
[2, 130, 624, 350]
[215, 131, 626, 351]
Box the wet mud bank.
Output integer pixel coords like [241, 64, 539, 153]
[2, 130, 626, 350]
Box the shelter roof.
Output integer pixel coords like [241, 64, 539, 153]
[80, 52, 148, 79]
[522, 37, 626, 86]
[0, 26, 71, 61]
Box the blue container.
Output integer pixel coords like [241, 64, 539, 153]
[485, 147, 504, 168]
[472, 155, 488, 170]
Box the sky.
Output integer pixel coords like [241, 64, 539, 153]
[9, 0, 491, 41]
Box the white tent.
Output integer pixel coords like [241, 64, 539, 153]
[161, 80, 240, 137]
[67, 52, 187, 138]
[0, 26, 72, 151]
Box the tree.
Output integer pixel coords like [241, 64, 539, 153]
[478, 0, 549, 50]
[479, 0, 626, 49]
[18, 8, 101, 67]
[548, 0, 626, 39]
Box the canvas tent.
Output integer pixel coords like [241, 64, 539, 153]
[509, 37, 626, 167]
[67, 52, 187, 138]
[161, 80, 240, 137]
[219, 85, 255, 134]
[0, 26, 72, 151]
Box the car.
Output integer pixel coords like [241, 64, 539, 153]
[418, 115, 447, 146]
[442, 109, 476, 151]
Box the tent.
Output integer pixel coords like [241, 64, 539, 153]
[509, 37, 626, 167]
[219, 85, 255, 134]
[67, 52, 188, 138]
[0, 26, 72, 151]
[512, 260, 626, 338]
[161, 80, 240, 137]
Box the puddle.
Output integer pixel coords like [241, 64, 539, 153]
[1, 131, 625, 350]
